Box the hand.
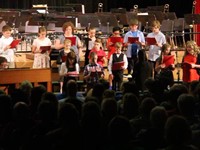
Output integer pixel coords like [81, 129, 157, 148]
[160, 64, 166, 69]
[191, 63, 196, 68]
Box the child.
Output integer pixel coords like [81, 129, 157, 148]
[123, 19, 145, 76]
[147, 20, 166, 78]
[0, 25, 15, 68]
[182, 41, 200, 83]
[155, 43, 175, 87]
[107, 26, 124, 60]
[84, 27, 96, 65]
[59, 51, 79, 94]
[0, 56, 8, 70]
[108, 42, 128, 91]
[84, 51, 104, 92]
[57, 39, 77, 64]
[32, 26, 52, 68]
[54, 21, 82, 60]
[89, 38, 106, 67]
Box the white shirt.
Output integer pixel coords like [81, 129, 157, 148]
[59, 62, 79, 76]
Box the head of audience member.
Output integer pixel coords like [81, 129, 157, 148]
[165, 115, 192, 146]
[112, 26, 121, 37]
[129, 19, 139, 32]
[38, 100, 58, 122]
[185, 40, 200, 57]
[121, 81, 139, 98]
[65, 80, 77, 98]
[92, 83, 105, 104]
[140, 97, 156, 119]
[89, 51, 98, 65]
[108, 115, 132, 144]
[161, 43, 171, 55]
[19, 80, 33, 102]
[103, 89, 115, 99]
[58, 103, 79, 129]
[151, 20, 161, 33]
[38, 26, 47, 39]
[0, 94, 12, 124]
[93, 38, 102, 51]
[62, 21, 75, 36]
[63, 39, 72, 51]
[41, 92, 58, 110]
[101, 98, 118, 123]
[177, 94, 195, 119]
[88, 27, 96, 38]
[2, 25, 12, 38]
[0, 56, 8, 70]
[115, 42, 123, 54]
[150, 106, 168, 129]
[122, 93, 139, 120]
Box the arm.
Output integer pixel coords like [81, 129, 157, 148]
[123, 54, 128, 69]
[108, 55, 113, 74]
[54, 38, 64, 50]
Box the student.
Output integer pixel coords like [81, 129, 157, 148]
[0, 56, 8, 70]
[123, 19, 145, 76]
[56, 39, 76, 64]
[155, 43, 175, 87]
[0, 25, 15, 68]
[107, 26, 124, 60]
[32, 26, 52, 68]
[84, 52, 104, 92]
[57, 39, 76, 93]
[54, 21, 82, 60]
[84, 27, 96, 65]
[59, 51, 79, 94]
[108, 42, 128, 91]
[182, 40, 200, 83]
[89, 38, 106, 67]
[147, 20, 166, 78]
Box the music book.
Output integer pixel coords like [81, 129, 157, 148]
[40, 46, 51, 54]
[110, 37, 122, 44]
[128, 37, 139, 43]
[10, 39, 21, 48]
[90, 71, 103, 78]
[163, 55, 174, 68]
[145, 37, 157, 45]
[66, 71, 79, 77]
[112, 61, 124, 70]
[65, 37, 76, 46]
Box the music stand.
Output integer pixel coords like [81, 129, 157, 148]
[164, 12, 177, 20]
[78, 13, 100, 29]
[184, 14, 200, 25]
[110, 8, 126, 13]
[113, 13, 129, 27]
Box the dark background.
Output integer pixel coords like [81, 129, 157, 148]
[0, 0, 194, 17]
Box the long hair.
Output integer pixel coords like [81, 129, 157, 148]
[65, 51, 77, 68]
[185, 40, 200, 57]
[159, 43, 171, 64]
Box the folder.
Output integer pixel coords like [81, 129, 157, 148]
[110, 37, 123, 44]
[10, 39, 21, 48]
[66, 71, 79, 77]
[145, 37, 157, 45]
[128, 37, 139, 43]
[40, 46, 51, 54]
[112, 61, 124, 70]
[65, 37, 76, 46]
[163, 55, 174, 68]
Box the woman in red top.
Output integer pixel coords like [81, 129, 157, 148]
[107, 27, 124, 60]
[182, 40, 200, 83]
[89, 38, 106, 66]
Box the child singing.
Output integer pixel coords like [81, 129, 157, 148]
[108, 42, 128, 91]
[59, 51, 79, 94]
[32, 26, 52, 68]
